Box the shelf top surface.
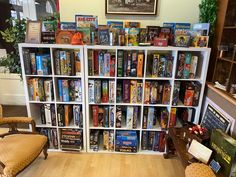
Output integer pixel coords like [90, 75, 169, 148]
[18, 43, 211, 52]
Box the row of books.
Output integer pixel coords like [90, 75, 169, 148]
[54, 49, 81, 76]
[38, 128, 58, 149]
[169, 108, 195, 127]
[115, 131, 138, 153]
[88, 50, 115, 76]
[176, 53, 199, 79]
[91, 106, 114, 128]
[117, 50, 144, 77]
[146, 54, 173, 78]
[90, 130, 114, 151]
[116, 106, 139, 129]
[40, 104, 56, 126]
[58, 79, 82, 102]
[23, 49, 51, 75]
[57, 105, 83, 127]
[143, 107, 168, 130]
[117, 80, 143, 104]
[144, 81, 171, 105]
[88, 79, 115, 103]
[141, 131, 165, 152]
[172, 81, 201, 106]
[60, 129, 83, 150]
[28, 78, 54, 101]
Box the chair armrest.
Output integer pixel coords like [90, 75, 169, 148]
[0, 105, 2, 118]
[0, 117, 37, 136]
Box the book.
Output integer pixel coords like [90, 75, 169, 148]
[102, 80, 109, 103]
[137, 53, 144, 77]
[123, 80, 130, 103]
[130, 80, 137, 103]
[189, 56, 198, 79]
[98, 25, 110, 45]
[92, 105, 99, 127]
[94, 80, 101, 103]
[109, 80, 115, 103]
[126, 106, 134, 129]
[169, 108, 177, 127]
[183, 53, 192, 79]
[147, 107, 155, 129]
[117, 50, 124, 77]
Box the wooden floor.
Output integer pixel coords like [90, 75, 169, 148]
[18, 152, 185, 177]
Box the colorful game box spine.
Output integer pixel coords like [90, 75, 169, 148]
[108, 131, 114, 151]
[88, 80, 95, 103]
[59, 51, 66, 75]
[192, 82, 201, 106]
[158, 131, 166, 152]
[117, 50, 124, 77]
[66, 51, 71, 75]
[93, 50, 99, 75]
[126, 106, 134, 129]
[147, 107, 155, 129]
[98, 108, 104, 127]
[36, 55, 43, 75]
[73, 105, 81, 127]
[153, 132, 160, 151]
[74, 79, 82, 102]
[148, 131, 155, 150]
[123, 80, 130, 103]
[130, 80, 137, 103]
[131, 51, 137, 77]
[74, 51, 81, 76]
[104, 53, 110, 76]
[184, 86, 194, 106]
[30, 53, 36, 75]
[103, 131, 109, 150]
[150, 82, 158, 104]
[98, 52, 105, 76]
[88, 50, 94, 76]
[110, 55, 115, 77]
[158, 56, 166, 77]
[54, 50, 60, 75]
[144, 81, 151, 104]
[137, 82, 143, 104]
[169, 108, 177, 127]
[104, 107, 109, 127]
[92, 105, 99, 127]
[126, 52, 132, 76]
[162, 83, 171, 104]
[44, 80, 53, 101]
[123, 51, 128, 77]
[160, 109, 168, 129]
[38, 79, 45, 101]
[152, 54, 159, 77]
[190, 56, 198, 79]
[94, 80, 101, 103]
[141, 131, 148, 150]
[109, 106, 114, 127]
[166, 56, 173, 77]
[137, 53, 144, 77]
[183, 53, 192, 79]
[116, 82, 122, 103]
[62, 80, 69, 102]
[133, 106, 138, 129]
[70, 80, 76, 102]
[58, 79, 63, 101]
[176, 53, 185, 78]
[116, 106, 122, 128]
[102, 80, 109, 103]
[109, 80, 115, 103]
[172, 81, 180, 106]
[42, 55, 49, 75]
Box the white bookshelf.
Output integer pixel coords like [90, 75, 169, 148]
[19, 43, 86, 152]
[84, 45, 211, 154]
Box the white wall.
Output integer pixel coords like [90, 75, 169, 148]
[59, 0, 201, 27]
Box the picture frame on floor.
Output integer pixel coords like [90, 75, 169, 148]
[105, 0, 158, 15]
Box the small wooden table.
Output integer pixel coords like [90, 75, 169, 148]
[164, 127, 209, 168]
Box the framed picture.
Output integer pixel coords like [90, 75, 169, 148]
[25, 21, 42, 43]
[105, 0, 158, 15]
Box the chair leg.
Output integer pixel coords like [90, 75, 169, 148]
[43, 142, 49, 160]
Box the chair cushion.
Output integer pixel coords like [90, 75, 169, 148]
[0, 134, 47, 177]
[185, 163, 216, 177]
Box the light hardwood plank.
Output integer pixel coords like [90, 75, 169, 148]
[18, 152, 185, 177]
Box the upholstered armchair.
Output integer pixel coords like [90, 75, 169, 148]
[0, 105, 49, 177]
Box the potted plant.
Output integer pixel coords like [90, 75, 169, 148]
[0, 18, 26, 105]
